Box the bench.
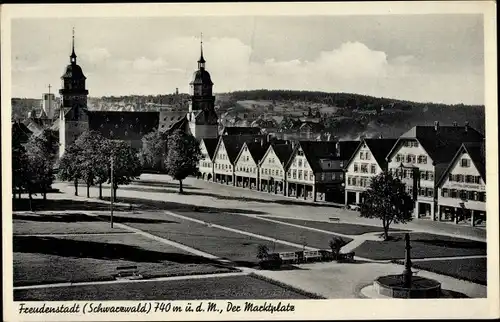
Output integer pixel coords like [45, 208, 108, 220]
[329, 217, 340, 222]
[337, 252, 355, 263]
[278, 252, 298, 263]
[303, 250, 322, 262]
[116, 265, 142, 279]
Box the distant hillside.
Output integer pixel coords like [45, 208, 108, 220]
[215, 90, 485, 139]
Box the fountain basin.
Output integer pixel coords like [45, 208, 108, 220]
[374, 274, 442, 298]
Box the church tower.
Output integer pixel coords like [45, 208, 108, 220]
[187, 35, 218, 139]
[59, 29, 89, 157]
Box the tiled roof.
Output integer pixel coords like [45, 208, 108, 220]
[159, 111, 187, 133]
[201, 138, 219, 160]
[246, 141, 270, 164]
[88, 111, 159, 141]
[363, 138, 398, 168]
[436, 141, 486, 186]
[219, 135, 264, 164]
[271, 143, 294, 166]
[12, 121, 33, 143]
[393, 124, 484, 164]
[222, 126, 261, 136]
[289, 140, 359, 172]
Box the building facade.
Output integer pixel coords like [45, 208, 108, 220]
[198, 138, 218, 181]
[234, 141, 268, 189]
[436, 142, 486, 226]
[344, 138, 397, 206]
[258, 144, 293, 195]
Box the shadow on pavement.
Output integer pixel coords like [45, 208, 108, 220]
[100, 196, 268, 215]
[13, 213, 178, 225]
[120, 184, 343, 208]
[13, 235, 220, 266]
[13, 198, 129, 212]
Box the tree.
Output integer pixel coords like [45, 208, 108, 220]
[25, 130, 58, 202]
[57, 142, 83, 196]
[140, 130, 167, 171]
[12, 133, 29, 199]
[108, 141, 142, 201]
[164, 129, 202, 193]
[74, 130, 109, 198]
[359, 171, 414, 240]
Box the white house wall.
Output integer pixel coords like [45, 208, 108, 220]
[213, 142, 234, 176]
[345, 143, 383, 192]
[260, 148, 286, 181]
[235, 145, 258, 178]
[286, 149, 315, 184]
[438, 150, 486, 212]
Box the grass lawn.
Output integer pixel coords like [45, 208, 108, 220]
[176, 212, 353, 249]
[394, 257, 487, 285]
[353, 232, 486, 260]
[260, 216, 405, 235]
[103, 211, 300, 267]
[14, 274, 314, 301]
[13, 233, 233, 286]
[13, 213, 129, 235]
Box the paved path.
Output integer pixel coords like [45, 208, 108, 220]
[52, 174, 485, 241]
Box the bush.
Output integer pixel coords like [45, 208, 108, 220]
[259, 253, 283, 270]
[329, 237, 347, 259]
[256, 244, 269, 261]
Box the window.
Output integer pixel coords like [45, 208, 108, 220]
[287, 171, 291, 178]
[474, 176, 481, 184]
[304, 170, 308, 178]
[366, 152, 371, 160]
[426, 188, 434, 197]
[360, 152, 365, 160]
[461, 159, 471, 167]
[450, 189, 458, 198]
[457, 174, 464, 182]
[478, 192, 486, 202]
[310, 173, 314, 181]
[348, 177, 352, 185]
[298, 170, 302, 180]
[354, 163, 359, 173]
[293, 170, 297, 179]
[264, 169, 268, 175]
[352, 177, 357, 186]
[298, 159, 303, 167]
[442, 188, 449, 197]
[271, 169, 275, 176]
[361, 164, 368, 173]
[396, 154, 402, 162]
[467, 191, 475, 200]
[370, 164, 376, 174]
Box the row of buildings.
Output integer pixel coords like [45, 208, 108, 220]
[197, 122, 486, 226]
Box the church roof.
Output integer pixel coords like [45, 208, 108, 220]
[88, 111, 159, 141]
[191, 69, 213, 85]
[62, 63, 86, 79]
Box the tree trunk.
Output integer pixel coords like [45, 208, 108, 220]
[383, 223, 390, 241]
[99, 183, 103, 200]
[43, 189, 47, 201]
[179, 180, 183, 193]
[28, 191, 33, 211]
[87, 184, 90, 198]
[74, 179, 78, 196]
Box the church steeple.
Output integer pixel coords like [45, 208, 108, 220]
[70, 27, 77, 64]
[198, 33, 206, 70]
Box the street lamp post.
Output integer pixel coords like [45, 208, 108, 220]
[110, 156, 114, 228]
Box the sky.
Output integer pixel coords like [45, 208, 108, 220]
[11, 15, 484, 105]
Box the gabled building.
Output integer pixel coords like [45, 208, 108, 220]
[12, 121, 33, 145]
[344, 138, 398, 206]
[198, 137, 219, 181]
[234, 141, 269, 189]
[386, 122, 484, 220]
[285, 140, 358, 202]
[258, 143, 294, 195]
[212, 135, 263, 185]
[436, 142, 486, 226]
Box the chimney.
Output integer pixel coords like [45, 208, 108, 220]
[434, 121, 439, 132]
[335, 141, 340, 157]
[465, 121, 469, 133]
[452, 121, 458, 127]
